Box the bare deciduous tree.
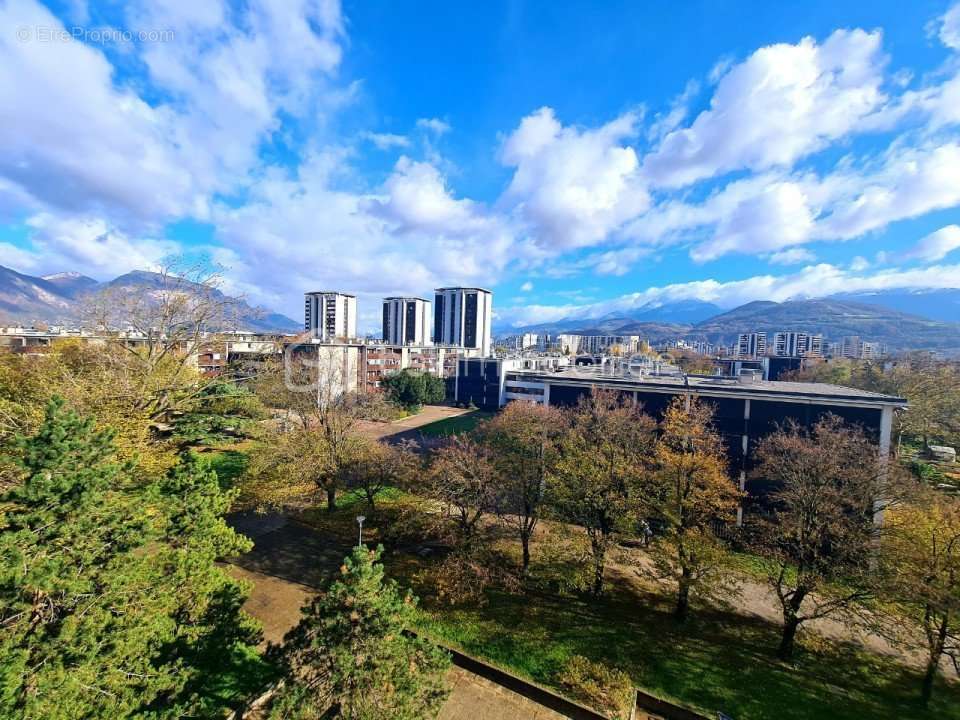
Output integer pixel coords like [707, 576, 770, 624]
[750, 415, 884, 660]
[550, 390, 655, 597]
[481, 401, 563, 575]
[428, 434, 499, 545]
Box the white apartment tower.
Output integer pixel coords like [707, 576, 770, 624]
[382, 297, 432, 345]
[304, 291, 357, 341]
[773, 331, 823, 358]
[433, 287, 493, 357]
[735, 332, 767, 358]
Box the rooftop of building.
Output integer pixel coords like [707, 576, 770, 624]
[304, 291, 356, 298]
[383, 296, 429, 302]
[434, 287, 493, 294]
[511, 365, 908, 406]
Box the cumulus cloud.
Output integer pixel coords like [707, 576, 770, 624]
[499, 107, 649, 250]
[905, 224, 960, 262]
[210, 152, 517, 320]
[0, 0, 345, 226]
[641, 29, 888, 188]
[20, 214, 176, 278]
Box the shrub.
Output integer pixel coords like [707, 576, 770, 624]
[556, 656, 634, 720]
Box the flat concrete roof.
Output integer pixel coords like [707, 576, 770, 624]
[304, 291, 356, 298]
[511, 367, 907, 407]
[434, 287, 493, 293]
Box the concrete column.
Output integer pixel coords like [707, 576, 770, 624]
[874, 405, 893, 527]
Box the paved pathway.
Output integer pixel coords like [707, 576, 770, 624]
[438, 667, 572, 720]
[227, 512, 582, 718]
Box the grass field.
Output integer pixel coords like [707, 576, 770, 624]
[415, 410, 494, 438]
[413, 584, 960, 720]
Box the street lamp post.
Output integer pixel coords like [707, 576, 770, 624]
[356, 515, 366, 547]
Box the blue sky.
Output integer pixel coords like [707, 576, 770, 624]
[2, 0, 960, 331]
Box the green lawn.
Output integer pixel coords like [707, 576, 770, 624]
[203, 448, 250, 488]
[412, 583, 960, 720]
[415, 410, 494, 438]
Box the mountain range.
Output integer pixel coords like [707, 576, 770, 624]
[2, 262, 958, 351]
[502, 291, 960, 353]
[0, 265, 301, 333]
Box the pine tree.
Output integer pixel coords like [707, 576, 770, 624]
[270, 545, 450, 720]
[0, 398, 264, 719]
[0, 397, 172, 719]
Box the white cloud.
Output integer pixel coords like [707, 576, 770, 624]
[416, 117, 451, 135]
[0, 0, 346, 226]
[768, 248, 817, 265]
[625, 140, 960, 262]
[905, 224, 960, 262]
[646, 79, 699, 141]
[642, 29, 888, 188]
[815, 142, 960, 239]
[941, 2, 960, 49]
[367, 157, 492, 235]
[520, 281, 533, 292]
[361, 132, 410, 150]
[499, 107, 649, 250]
[209, 152, 518, 321]
[17, 213, 176, 278]
[500, 262, 960, 327]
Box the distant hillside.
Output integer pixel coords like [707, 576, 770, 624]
[829, 288, 960, 324]
[0, 264, 300, 333]
[500, 299, 720, 336]
[690, 298, 960, 351]
[500, 295, 960, 353]
[0, 265, 75, 323]
[41, 271, 99, 298]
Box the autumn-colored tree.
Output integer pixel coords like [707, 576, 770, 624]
[428, 434, 499, 544]
[882, 489, 960, 707]
[646, 396, 741, 621]
[750, 415, 883, 659]
[270, 545, 450, 720]
[550, 390, 655, 596]
[346, 438, 419, 510]
[481, 401, 563, 575]
[243, 421, 365, 512]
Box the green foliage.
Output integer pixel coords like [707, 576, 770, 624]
[0, 398, 264, 719]
[381, 370, 446, 411]
[171, 379, 265, 446]
[557, 655, 634, 720]
[270, 545, 450, 720]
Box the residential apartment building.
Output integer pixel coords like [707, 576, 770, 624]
[382, 297, 432, 346]
[772, 331, 823, 358]
[735, 332, 767, 358]
[433, 287, 493, 357]
[304, 291, 357, 341]
[577, 335, 642, 354]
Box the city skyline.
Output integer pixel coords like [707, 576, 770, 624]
[2, 1, 960, 332]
